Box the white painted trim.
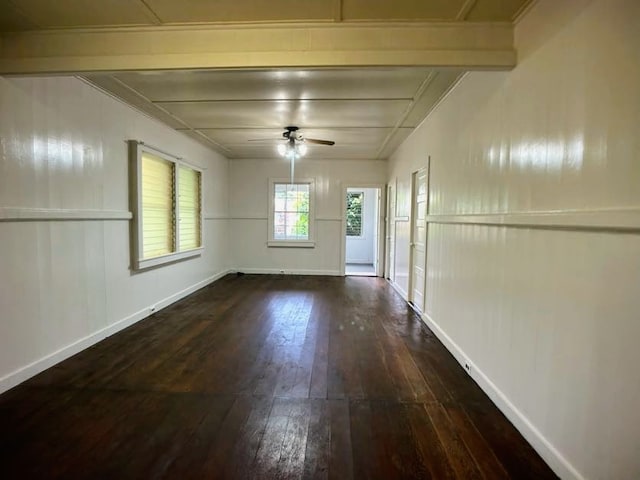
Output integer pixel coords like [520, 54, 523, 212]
[316, 217, 343, 222]
[129, 140, 205, 271]
[339, 182, 386, 277]
[204, 215, 229, 220]
[234, 268, 341, 276]
[267, 241, 315, 248]
[395, 216, 410, 222]
[268, 177, 316, 245]
[421, 311, 585, 480]
[136, 247, 203, 270]
[387, 278, 409, 301]
[0, 269, 233, 394]
[425, 208, 640, 232]
[0, 207, 132, 221]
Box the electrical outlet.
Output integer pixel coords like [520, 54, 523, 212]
[279, 270, 285, 274]
[150, 305, 157, 313]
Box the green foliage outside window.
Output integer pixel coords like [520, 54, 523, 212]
[346, 192, 363, 236]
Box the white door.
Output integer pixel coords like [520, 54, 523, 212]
[373, 189, 381, 276]
[409, 169, 428, 312]
[386, 184, 395, 280]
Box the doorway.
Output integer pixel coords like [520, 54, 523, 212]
[343, 186, 383, 276]
[409, 168, 428, 312]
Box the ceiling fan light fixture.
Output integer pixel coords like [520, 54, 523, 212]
[277, 141, 307, 160]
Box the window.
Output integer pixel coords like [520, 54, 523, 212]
[268, 178, 315, 247]
[129, 141, 203, 270]
[346, 191, 364, 237]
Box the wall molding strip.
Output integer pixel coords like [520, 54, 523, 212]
[0, 207, 132, 222]
[426, 208, 640, 232]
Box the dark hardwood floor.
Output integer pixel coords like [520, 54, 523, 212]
[0, 274, 557, 479]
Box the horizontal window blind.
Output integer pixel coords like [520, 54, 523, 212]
[178, 165, 202, 250]
[141, 152, 175, 259]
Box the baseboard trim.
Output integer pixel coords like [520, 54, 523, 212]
[421, 312, 585, 480]
[387, 278, 409, 301]
[234, 268, 342, 276]
[0, 269, 233, 394]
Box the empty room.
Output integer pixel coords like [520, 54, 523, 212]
[0, 1, 638, 479]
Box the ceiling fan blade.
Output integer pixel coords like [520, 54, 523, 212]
[304, 138, 335, 146]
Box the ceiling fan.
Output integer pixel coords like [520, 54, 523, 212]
[249, 126, 335, 182]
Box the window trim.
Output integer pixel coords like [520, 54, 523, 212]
[129, 140, 204, 271]
[346, 190, 365, 238]
[268, 177, 316, 248]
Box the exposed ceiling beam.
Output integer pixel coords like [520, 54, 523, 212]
[0, 22, 515, 75]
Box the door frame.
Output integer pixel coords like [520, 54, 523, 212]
[340, 182, 386, 277]
[384, 182, 395, 280]
[407, 158, 431, 312]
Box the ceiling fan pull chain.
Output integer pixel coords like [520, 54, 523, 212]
[290, 156, 295, 184]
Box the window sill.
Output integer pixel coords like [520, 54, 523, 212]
[134, 247, 203, 271]
[267, 241, 315, 248]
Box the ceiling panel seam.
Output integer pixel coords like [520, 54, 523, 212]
[109, 75, 232, 154]
[137, 0, 164, 24]
[375, 71, 437, 159]
[456, 0, 478, 21]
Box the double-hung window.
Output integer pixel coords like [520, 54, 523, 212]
[268, 178, 315, 247]
[129, 141, 203, 270]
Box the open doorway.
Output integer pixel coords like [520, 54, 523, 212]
[343, 186, 382, 276]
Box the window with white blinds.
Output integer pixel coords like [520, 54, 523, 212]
[130, 141, 203, 270]
[178, 165, 202, 250]
[141, 152, 175, 258]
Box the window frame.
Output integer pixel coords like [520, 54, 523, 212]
[346, 190, 365, 238]
[129, 140, 204, 271]
[267, 178, 316, 248]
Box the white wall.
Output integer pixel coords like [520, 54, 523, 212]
[0, 76, 231, 392]
[387, 1, 640, 479]
[229, 158, 386, 275]
[345, 187, 377, 264]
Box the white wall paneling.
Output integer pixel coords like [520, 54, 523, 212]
[387, 0, 640, 479]
[229, 158, 386, 275]
[0, 75, 231, 393]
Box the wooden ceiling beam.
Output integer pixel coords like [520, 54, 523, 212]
[0, 22, 515, 75]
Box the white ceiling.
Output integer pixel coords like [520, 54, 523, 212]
[1, 0, 531, 161]
[85, 68, 463, 160]
[0, 0, 533, 31]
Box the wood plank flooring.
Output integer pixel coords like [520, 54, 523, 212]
[0, 274, 557, 479]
